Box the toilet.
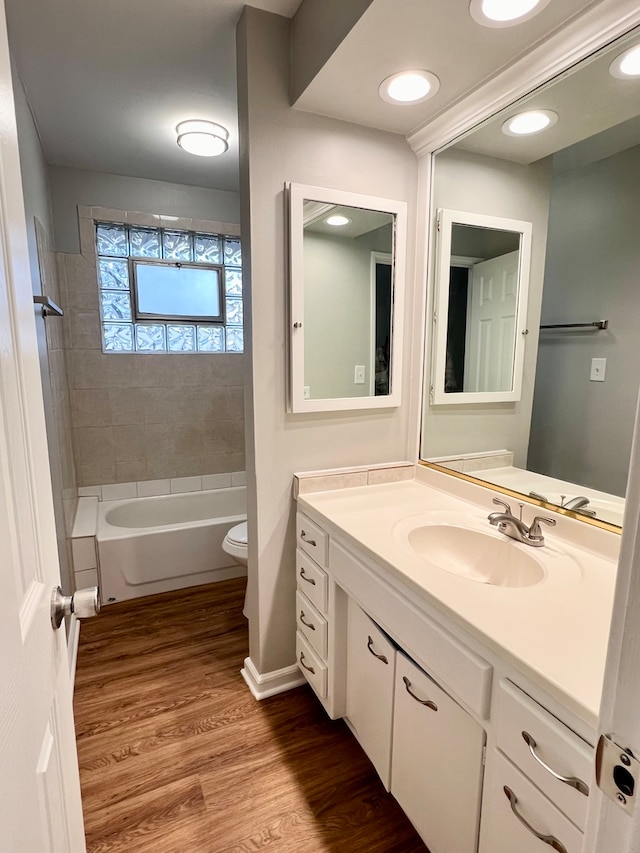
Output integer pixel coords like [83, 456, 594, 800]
[222, 521, 248, 566]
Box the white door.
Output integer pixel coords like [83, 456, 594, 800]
[0, 1, 86, 849]
[465, 250, 519, 392]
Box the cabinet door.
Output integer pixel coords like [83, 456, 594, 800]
[346, 601, 396, 789]
[391, 651, 485, 853]
[479, 750, 583, 853]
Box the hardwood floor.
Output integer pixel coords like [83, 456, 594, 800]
[74, 578, 428, 852]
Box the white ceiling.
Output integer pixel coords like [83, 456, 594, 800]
[4, 0, 623, 194]
[5, 0, 301, 191]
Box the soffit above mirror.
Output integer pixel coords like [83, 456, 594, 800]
[291, 0, 607, 136]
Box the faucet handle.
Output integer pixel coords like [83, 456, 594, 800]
[491, 497, 513, 516]
[529, 515, 557, 540]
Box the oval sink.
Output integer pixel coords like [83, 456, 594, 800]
[404, 523, 545, 587]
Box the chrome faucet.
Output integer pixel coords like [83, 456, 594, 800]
[488, 497, 556, 547]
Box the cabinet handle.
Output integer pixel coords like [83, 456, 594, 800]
[300, 530, 317, 547]
[299, 610, 315, 630]
[522, 731, 590, 796]
[367, 635, 389, 665]
[503, 786, 567, 853]
[299, 651, 315, 675]
[402, 676, 438, 711]
[299, 567, 316, 586]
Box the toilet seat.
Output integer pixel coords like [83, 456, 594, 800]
[226, 522, 247, 546]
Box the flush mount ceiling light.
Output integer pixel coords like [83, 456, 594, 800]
[326, 214, 351, 226]
[502, 109, 558, 136]
[609, 44, 640, 79]
[379, 70, 440, 105]
[470, 0, 551, 27]
[176, 120, 229, 156]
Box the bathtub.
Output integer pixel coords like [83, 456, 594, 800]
[97, 486, 247, 604]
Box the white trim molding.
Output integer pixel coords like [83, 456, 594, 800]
[408, 0, 640, 158]
[241, 656, 306, 700]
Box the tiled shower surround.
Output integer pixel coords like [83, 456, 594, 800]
[60, 206, 245, 487]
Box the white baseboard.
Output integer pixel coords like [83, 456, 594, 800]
[241, 655, 305, 700]
[68, 615, 81, 691]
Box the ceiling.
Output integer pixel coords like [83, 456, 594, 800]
[5, 0, 301, 192]
[3, 0, 619, 194]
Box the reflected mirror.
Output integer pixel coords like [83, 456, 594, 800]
[288, 183, 406, 413]
[432, 209, 532, 404]
[421, 27, 640, 529]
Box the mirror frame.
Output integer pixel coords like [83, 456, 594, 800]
[431, 208, 532, 405]
[286, 182, 406, 413]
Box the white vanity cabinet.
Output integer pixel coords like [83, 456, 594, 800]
[294, 503, 598, 853]
[345, 601, 396, 788]
[392, 650, 485, 853]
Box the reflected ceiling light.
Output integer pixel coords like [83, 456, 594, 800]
[176, 120, 229, 156]
[502, 109, 558, 136]
[379, 70, 440, 105]
[610, 44, 640, 79]
[470, 0, 551, 27]
[326, 214, 351, 226]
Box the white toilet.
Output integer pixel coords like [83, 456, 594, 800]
[222, 521, 248, 566]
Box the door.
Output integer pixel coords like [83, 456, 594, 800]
[465, 250, 519, 392]
[0, 1, 86, 849]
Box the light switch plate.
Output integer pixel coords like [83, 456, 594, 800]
[590, 358, 606, 381]
[303, 386, 310, 399]
[354, 365, 365, 384]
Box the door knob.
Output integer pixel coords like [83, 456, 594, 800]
[51, 585, 100, 629]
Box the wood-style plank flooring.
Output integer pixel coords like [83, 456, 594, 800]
[74, 578, 428, 852]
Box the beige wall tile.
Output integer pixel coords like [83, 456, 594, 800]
[69, 350, 111, 389]
[204, 386, 244, 421]
[174, 423, 205, 457]
[68, 310, 102, 350]
[79, 218, 97, 259]
[204, 419, 245, 454]
[109, 387, 148, 425]
[114, 460, 147, 483]
[71, 389, 111, 428]
[77, 463, 116, 487]
[112, 424, 148, 463]
[75, 426, 114, 467]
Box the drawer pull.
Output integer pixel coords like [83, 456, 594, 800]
[504, 786, 567, 853]
[299, 651, 315, 675]
[299, 567, 316, 586]
[299, 610, 316, 631]
[300, 530, 317, 547]
[367, 635, 389, 665]
[522, 731, 590, 796]
[403, 676, 438, 711]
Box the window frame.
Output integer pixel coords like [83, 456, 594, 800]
[130, 257, 226, 324]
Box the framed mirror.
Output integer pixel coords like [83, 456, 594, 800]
[420, 27, 640, 530]
[431, 209, 532, 405]
[287, 183, 406, 413]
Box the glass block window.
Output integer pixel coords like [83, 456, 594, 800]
[96, 222, 243, 353]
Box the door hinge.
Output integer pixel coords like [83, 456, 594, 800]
[596, 734, 639, 815]
[429, 384, 434, 402]
[482, 744, 487, 767]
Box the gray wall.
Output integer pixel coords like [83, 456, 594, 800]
[528, 145, 640, 496]
[303, 232, 372, 399]
[12, 62, 76, 595]
[422, 148, 552, 466]
[237, 7, 419, 676]
[49, 165, 240, 254]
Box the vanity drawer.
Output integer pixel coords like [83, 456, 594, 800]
[479, 750, 583, 853]
[497, 680, 593, 829]
[296, 590, 328, 659]
[296, 513, 329, 568]
[296, 548, 328, 614]
[296, 631, 327, 698]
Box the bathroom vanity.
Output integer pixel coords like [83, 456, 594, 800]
[294, 465, 618, 853]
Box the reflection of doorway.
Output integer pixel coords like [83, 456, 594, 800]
[446, 265, 470, 392]
[371, 252, 392, 395]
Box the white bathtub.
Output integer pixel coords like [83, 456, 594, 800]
[97, 487, 247, 604]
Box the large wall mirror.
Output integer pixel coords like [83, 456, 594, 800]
[287, 183, 406, 413]
[421, 26, 640, 530]
[431, 209, 532, 405]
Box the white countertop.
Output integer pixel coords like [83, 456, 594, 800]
[298, 467, 620, 728]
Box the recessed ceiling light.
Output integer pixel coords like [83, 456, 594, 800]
[326, 215, 351, 227]
[176, 120, 229, 156]
[502, 109, 558, 136]
[609, 44, 640, 79]
[470, 0, 551, 28]
[379, 70, 440, 105]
